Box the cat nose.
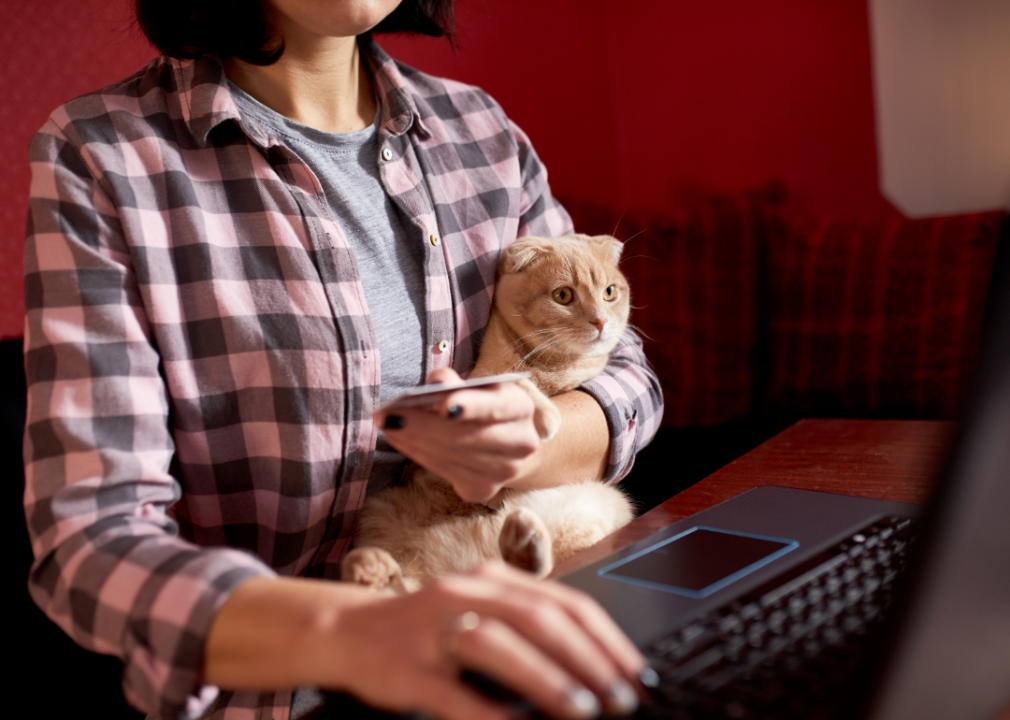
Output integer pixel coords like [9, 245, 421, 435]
[592, 317, 607, 334]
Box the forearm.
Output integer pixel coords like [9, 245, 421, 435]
[208, 565, 648, 720]
[508, 390, 610, 490]
[204, 576, 375, 690]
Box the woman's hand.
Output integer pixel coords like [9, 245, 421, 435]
[207, 565, 651, 719]
[376, 368, 541, 502]
[328, 562, 650, 720]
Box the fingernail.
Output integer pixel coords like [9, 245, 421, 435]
[383, 415, 405, 430]
[638, 666, 660, 688]
[447, 404, 463, 418]
[565, 687, 600, 719]
[606, 679, 639, 715]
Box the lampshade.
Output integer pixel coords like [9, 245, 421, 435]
[870, 0, 1010, 217]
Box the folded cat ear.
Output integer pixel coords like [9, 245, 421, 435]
[503, 239, 544, 273]
[590, 235, 625, 264]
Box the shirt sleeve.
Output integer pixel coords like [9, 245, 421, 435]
[23, 119, 275, 720]
[508, 119, 665, 482]
[510, 119, 575, 238]
[578, 329, 664, 483]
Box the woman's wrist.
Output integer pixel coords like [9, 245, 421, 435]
[203, 575, 377, 691]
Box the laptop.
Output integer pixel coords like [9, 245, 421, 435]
[311, 235, 1010, 719]
[558, 235, 1010, 719]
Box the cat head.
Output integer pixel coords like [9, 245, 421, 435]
[495, 234, 631, 358]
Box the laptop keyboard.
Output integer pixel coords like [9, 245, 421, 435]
[638, 515, 918, 720]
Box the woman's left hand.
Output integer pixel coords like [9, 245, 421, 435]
[376, 368, 540, 503]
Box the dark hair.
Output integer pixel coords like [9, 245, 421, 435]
[135, 0, 455, 66]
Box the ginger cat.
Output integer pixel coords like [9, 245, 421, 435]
[341, 234, 635, 592]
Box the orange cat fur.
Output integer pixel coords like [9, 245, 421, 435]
[341, 234, 635, 592]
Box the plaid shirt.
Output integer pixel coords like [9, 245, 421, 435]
[23, 40, 663, 720]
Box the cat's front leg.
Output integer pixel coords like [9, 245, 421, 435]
[341, 547, 409, 594]
[499, 507, 554, 577]
[518, 378, 562, 441]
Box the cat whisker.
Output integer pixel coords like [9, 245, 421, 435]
[516, 342, 559, 368]
[611, 208, 628, 239]
[618, 228, 648, 246]
[544, 330, 582, 363]
[615, 325, 655, 345]
[620, 253, 659, 263]
[503, 329, 565, 357]
[503, 328, 556, 347]
[514, 333, 563, 361]
[522, 330, 578, 365]
[624, 323, 653, 339]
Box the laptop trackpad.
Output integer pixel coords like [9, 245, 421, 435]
[598, 527, 799, 599]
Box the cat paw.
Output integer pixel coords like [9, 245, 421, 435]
[499, 508, 553, 577]
[533, 402, 562, 441]
[517, 378, 561, 441]
[341, 547, 408, 593]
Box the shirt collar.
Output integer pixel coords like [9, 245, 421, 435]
[362, 36, 432, 139]
[172, 37, 430, 149]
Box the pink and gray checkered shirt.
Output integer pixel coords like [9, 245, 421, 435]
[23, 39, 663, 720]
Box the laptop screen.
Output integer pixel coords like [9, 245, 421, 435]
[866, 223, 1010, 720]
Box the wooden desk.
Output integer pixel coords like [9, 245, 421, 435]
[553, 418, 953, 578]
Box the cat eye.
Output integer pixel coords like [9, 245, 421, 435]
[604, 285, 618, 301]
[552, 286, 574, 305]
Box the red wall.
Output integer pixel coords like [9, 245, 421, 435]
[383, 0, 894, 219]
[0, 0, 157, 340]
[0, 0, 895, 340]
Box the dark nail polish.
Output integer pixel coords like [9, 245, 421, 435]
[383, 415, 405, 430]
[447, 404, 463, 418]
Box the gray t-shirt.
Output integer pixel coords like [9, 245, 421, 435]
[230, 82, 426, 495]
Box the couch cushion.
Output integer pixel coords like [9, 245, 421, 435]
[563, 193, 764, 427]
[764, 211, 1004, 419]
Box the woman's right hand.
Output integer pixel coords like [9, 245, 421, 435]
[206, 563, 650, 720]
[329, 562, 648, 720]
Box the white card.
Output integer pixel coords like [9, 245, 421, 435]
[378, 372, 531, 411]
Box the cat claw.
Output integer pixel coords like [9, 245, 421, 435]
[499, 508, 553, 577]
[341, 547, 408, 594]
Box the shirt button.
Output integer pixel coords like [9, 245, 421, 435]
[438, 340, 451, 352]
[429, 234, 440, 247]
[381, 148, 393, 161]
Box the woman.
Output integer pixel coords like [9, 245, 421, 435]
[23, 0, 664, 718]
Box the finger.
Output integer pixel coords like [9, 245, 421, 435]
[486, 564, 647, 679]
[477, 583, 639, 715]
[461, 566, 647, 696]
[385, 408, 539, 462]
[436, 383, 535, 423]
[426, 367, 465, 386]
[433, 569, 640, 715]
[408, 669, 515, 720]
[374, 410, 405, 430]
[452, 617, 604, 720]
